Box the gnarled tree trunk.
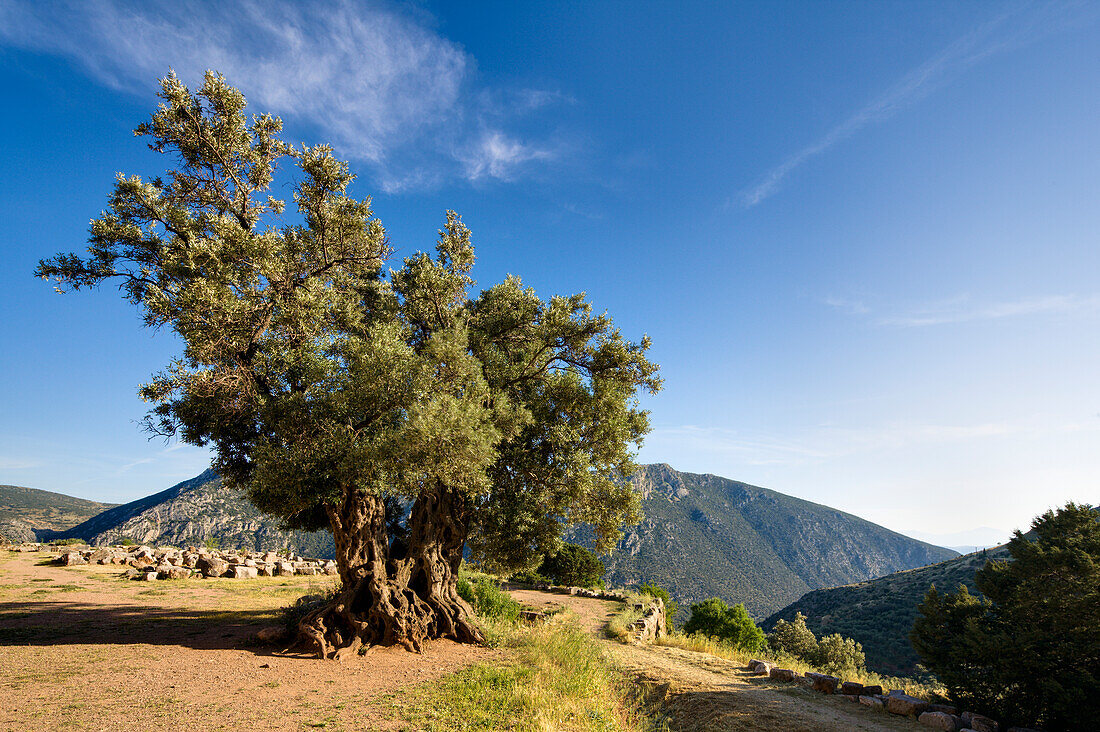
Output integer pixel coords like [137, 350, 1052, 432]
[297, 484, 483, 659]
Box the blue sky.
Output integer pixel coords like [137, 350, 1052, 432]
[1, 1, 1097, 545]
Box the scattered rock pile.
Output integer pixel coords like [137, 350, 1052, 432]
[745, 660, 1039, 731]
[626, 596, 667, 643]
[30, 543, 338, 581]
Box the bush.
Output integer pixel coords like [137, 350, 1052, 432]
[639, 582, 678, 626]
[49, 538, 85, 546]
[768, 612, 818, 660]
[462, 578, 521, 622]
[538, 543, 605, 588]
[682, 597, 766, 654]
[814, 633, 866, 676]
[509, 568, 547, 586]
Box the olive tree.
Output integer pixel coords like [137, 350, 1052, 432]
[38, 72, 660, 658]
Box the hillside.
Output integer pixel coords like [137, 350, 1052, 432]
[52, 470, 334, 557]
[763, 543, 1011, 675]
[570, 464, 957, 619]
[0, 484, 117, 542]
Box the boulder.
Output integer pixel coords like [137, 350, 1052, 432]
[752, 661, 774, 675]
[59, 551, 87, 566]
[859, 696, 885, 711]
[886, 693, 930, 718]
[275, 562, 296, 577]
[811, 674, 839, 694]
[768, 668, 796, 683]
[162, 566, 192, 580]
[231, 565, 259, 579]
[297, 566, 320, 576]
[841, 681, 864, 696]
[961, 712, 1000, 732]
[919, 711, 961, 731]
[862, 684, 883, 696]
[141, 571, 159, 581]
[256, 626, 287, 644]
[928, 704, 959, 715]
[197, 557, 230, 578]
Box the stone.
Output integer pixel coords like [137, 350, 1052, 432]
[841, 681, 865, 696]
[275, 562, 296, 577]
[747, 659, 766, 671]
[928, 704, 958, 715]
[961, 712, 999, 732]
[811, 674, 839, 694]
[862, 684, 883, 696]
[752, 661, 774, 675]
[197, 556, 229, 578]
[919, 711, 961, 731]
[257, 564, 274, 577]
[296, 566, 320, 576]
[256, 626, 286, 643]
[886, 693, 930, 717]
[163, 566, 192, 580]
[243, 558, 257, 567]
[859, 696, 885, 710]
[141, 571, 159, 581]
[59, 551, 87, 566]
[231, 565, 258, 579]
[843, 694, 859, 702]
[768, 667, 796, 682]
[89, 548, 118, 564]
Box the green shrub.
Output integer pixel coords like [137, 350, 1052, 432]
[509, 568, 547, 586]
[814, 632, 866, 676]
[639, 582, 678, 627]
[119, 538, 137, 547]
[682, 597, 766, 654]
[538, 543, 605, 588]
[463, 578, 521, 622]
[769, 611, 818, 660]
[49, 538, 85, 546]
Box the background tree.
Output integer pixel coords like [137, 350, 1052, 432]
[768, 611, 818, 661]
[38, 72, 660, 658]
[911, 503, 1100, 730]
[638, 582, 678, 627]
[682, 597, 766, 653]
[537, 543, 605, 588]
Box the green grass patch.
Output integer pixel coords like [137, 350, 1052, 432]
[398, 616, 652, 731]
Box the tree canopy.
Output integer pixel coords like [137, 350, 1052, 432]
[911, 503, 1100, 731]
[38, 71, 661, 656]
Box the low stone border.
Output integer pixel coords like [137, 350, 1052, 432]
[743, 660, 1039, 731]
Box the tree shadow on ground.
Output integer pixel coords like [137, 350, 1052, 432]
[0, 599, 287, 654]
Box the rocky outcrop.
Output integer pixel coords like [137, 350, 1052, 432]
[627, 596, 667, 644]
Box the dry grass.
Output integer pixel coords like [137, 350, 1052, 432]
[655, 632, 942, 699]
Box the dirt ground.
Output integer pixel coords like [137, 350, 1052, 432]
[510, 589, 924, 732]
[0, 550, 496, 732]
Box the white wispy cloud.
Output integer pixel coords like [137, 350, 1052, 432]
[737, 2, 1095, 208]
[878, 294, 1100, 327]
[648, 415, 1097, 467]
[824, 296, 870, 316]
[0, 0, 563, 189]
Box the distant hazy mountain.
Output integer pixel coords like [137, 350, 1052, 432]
[764, 544, 1011, 675]
[0, 484, 117, 542]
[569, 464, 957, 619]
[52, 470, 334, 557]
[902, 526, 1012, 553]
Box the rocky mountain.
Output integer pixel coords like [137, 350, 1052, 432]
[0, 484, 117, 542]
[51, 470, 334, 557]
[763, 543, 1011, 675]
[570, 464, 957, 619]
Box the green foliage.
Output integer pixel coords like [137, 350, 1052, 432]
[48, 538, 86, 546]
[768, 611, 818, 660]
[38, 71, 660, 588]
[767, 610, 865, 675]
[814, 633, 866, 677]
[509, 569, 547, 586]
[682, 597, 766, 654]
[911, 503, 1100, 731]
[638, 582, 677, 627]
[119, 538, 137, 547]
[203, 536, 221, 550]
[538, 543, 606, 588]
[462, 578, 522, 622]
